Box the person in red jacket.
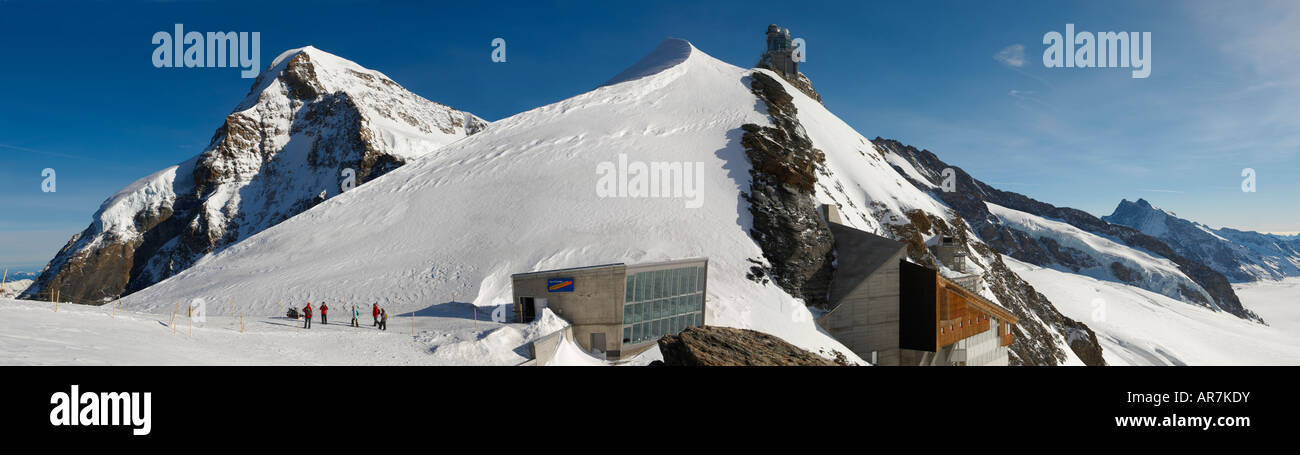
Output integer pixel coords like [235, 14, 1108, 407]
[320, 302, 329, 325]
[303, 303, 313, 329]
[372, 303, 380, 327]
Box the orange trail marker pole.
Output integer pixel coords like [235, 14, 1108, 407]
[54, 289, 59, 312]
[188, 308, 193, 337]
[240, 313, 245, 334]
[1, 268, 7, 294]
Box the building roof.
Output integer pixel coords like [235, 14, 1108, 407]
[511, 262, 624, 279]
[511, 257, 708, 279]
[938, 274, 1019, 324]
[826, 222, 908, 310]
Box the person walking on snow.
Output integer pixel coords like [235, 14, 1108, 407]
[320, 302, 329, 325]
[350, 305, 359, 328]
[378, 308, 388, 331]
[303, 303, 313, 329]
[372, 303, 380, 327]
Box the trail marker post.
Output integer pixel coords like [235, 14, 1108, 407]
[54, 289, 59, 312]
[1, 268, 7, 294]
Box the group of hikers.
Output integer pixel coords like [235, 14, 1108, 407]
[292, 302, 388, 331]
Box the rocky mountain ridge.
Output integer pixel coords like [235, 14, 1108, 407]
[23, 46, 486, 303]
[875, 138, 1261, 324]
[1104, 198, 1300, 283]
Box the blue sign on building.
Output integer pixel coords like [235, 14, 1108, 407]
[547, 278, 574, 293]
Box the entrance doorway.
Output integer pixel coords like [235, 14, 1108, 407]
[519, 297, 536, 322]
[590, 332, 607, 355]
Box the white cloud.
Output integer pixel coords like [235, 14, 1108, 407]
[994, 44, 1026, 67]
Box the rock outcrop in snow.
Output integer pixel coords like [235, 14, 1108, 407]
[657, 326, 848, 366]
[23, 46, 486, 304]
[1104, 198, 1300, 282]
[741, 71, 835, 306]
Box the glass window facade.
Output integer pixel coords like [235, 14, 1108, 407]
[621, 265, 705, 346]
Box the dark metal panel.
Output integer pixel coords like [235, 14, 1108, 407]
[899, 260, 937, 352]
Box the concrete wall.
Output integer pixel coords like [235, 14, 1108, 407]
[512, 264, 626, 357]
[818, 249, 908, 366]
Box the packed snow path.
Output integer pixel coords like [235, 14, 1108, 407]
[0, 298, 646, 366]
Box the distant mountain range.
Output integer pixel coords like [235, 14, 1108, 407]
[876, 139, 1260, 323]
[1104, 198, 1300, 282]
[3, 271, 39, 280]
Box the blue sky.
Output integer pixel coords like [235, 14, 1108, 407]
[1, 0, 1297, 271]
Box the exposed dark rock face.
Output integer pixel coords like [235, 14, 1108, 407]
[657, 326, 847, 366]
[23, 48, 486, 304]
[755, 61, 823, 104]
[976, 244, 1106, 366]
[1109, 261, 1139, 284]
[740, 71, 834, 306]
[874, 138, 1262, 324]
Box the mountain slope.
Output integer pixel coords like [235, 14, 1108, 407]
[116, 39, 1101, 365]
[988, 202, 1212, 303]
[1007, 258, 1300, 365]
[750, 67, 1101, 365]
[1104, 198, 1300, 282]
[876, 138, 1262, 323]
[23, 46, 486, 304]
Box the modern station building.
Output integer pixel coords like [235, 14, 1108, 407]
[511, 258, 708, 360]
[816, 205, 1018, 366]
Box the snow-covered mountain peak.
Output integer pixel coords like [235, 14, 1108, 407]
[24, 46, 486, 304]
[1107, 198, 1175, 236]
[1105, 199, 1300, 282]
[603, 38, 698, 86]
[244, 46, 395, 102]
[234, 46, 486, 159]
